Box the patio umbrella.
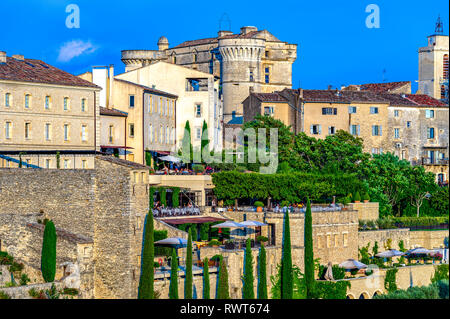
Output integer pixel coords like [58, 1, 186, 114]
[211, 221, 246, 228]
[406, 247, 431, 255]
[339, 259, 368, 270]
[240, 220, 267, 227]
[375, 249, 405, 258]
[154, 237, 188, 249]
[158, 155, 181, 163]
[324, 262, 334, 281]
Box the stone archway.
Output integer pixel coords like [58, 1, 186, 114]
[372, 290, 383, 299]
[359, 292, 370, 299]
[346, 294, 355, 299]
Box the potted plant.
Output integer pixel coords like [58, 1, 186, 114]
[208, 239, 222, 248]
[254, 201, 264, 212]
[353, 191, 361, 203]
[193, 164, 204, 175]
[363, 192, 370, 203]
[256, 235, 269, 246]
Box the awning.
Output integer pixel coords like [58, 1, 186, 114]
[100, 146, 134, 149]
[161, 217, 226, 225]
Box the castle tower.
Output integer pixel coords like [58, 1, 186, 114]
[218, 29, 265, 122]
[418, 18, 449, 101]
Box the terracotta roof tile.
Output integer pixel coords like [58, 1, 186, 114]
[358, 81, 410, 93]
[100, 106, 128, 117]
[96, 155, 150, 169]
[252, 92, 288, 102]
[405, 94, 448, 107]
[0, 56, 101, 89]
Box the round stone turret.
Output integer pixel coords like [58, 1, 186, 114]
[158, 36, 169, 51]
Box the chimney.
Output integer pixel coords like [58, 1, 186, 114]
[240, 26, 258, 35]
[108, 64, 114, 109]
[249, 86, 254, 94]
[218, 30, 233, 37]
[0, 51, 6, 63]
[327, 85, 333, 90]
[12, 54, 24, 61]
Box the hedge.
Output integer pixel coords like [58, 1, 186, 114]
[376, 217, 449, 230]
[212, 171, 363, 203]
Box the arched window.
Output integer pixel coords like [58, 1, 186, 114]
[149, 124, 153, 143]
[443, 54, 449, 79]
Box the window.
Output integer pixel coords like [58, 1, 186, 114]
[372, 125, 382, 136]
[45, 96, 51, 109]
[129, 95, 135, 108]
[160, 126, 163, 143]
[63, 97, 69, 110]
[196, 127, 201, 140]
[25, 122, 30, 139]
[172, 128, 175, 144]
[5, 93, 11, 107]
[394, 109, 399, 117]
[81, 160, 87, 169]
[195, 104, 202, 117]
[348, 106, 357, 114]
[370, 107, 379, 114]
[425, 110, 434, 118]
[343, 233, 348, 247]
[326, 234, 331, 248]
[394, 128, 400, 139]
[81, 99, 86, 112]
[152, 96, 156, 113]
[168, 100, 171, 116]
[264, 106, 274, 116]
[149, 124, 153, 143]
[109, 125, 114, 143]
[322, 107, 337, 115]
[159, 98, 162, 114]
[427, 127, 435, 139]
[64, 124, 69, 141]
[45, 159, 51, 169]
[25, 94, 31, 108]
[45, 123, 51, 141]
[129, 123, 135, 138]
[328, 126, 336, 135]
[317, 235, 322, 249]
[264, 66, 270, 84]
[63, 159, 69, 169]
[165, 99, 168, 116]
[334, 234, 339, 247]
[265, 75, 270, 84]
[407, 121, 411, 128]
[5, 121, 12, 139]
[249, 69, 254, 82]
[81, 125, 87, 141]
[350, 124, 360, 136]
[310, 124, 321, 135]
[265, 50, 269, 58]
[193, 53, 198, 63]
[444, 54, 449, 79]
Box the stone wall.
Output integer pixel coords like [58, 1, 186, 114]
[154, 219, 189, 239]
[349, 202, 379, 221]
[154, 273, 218, 299]
[358, 229, 411, 250]
[0, 282, 63, 299]
[410, 230, 449, 249]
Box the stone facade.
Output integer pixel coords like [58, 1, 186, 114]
[349, 202, 379, 221]
[0, 156, 149, 298]
[121, 26, 297, 123]
[358, 229, 411, 250]
[410, 230, 449, 249]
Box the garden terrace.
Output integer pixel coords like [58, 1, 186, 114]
[360, 217, 449, 231]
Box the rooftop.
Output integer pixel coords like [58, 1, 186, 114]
[100, 106, 128, 117]
[358, 81, 411, 93]
[114, 78, 178, 98]
[96, 155, 150, 170]
[0, 55, 101, 89]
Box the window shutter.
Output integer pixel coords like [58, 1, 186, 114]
[349, 125, 352, 134]
[328, 127, 331, 134]
[318, 125, 322, 134]
[357, 125, 360, 136]
[334, 108, 337, 115]
[322, 108, 326, 115]
[310, 125, 313, 134]
[379, 125, 382, 136]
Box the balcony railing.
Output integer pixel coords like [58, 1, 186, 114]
[422, 158, 449, 165]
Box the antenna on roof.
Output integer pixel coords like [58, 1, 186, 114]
[382, 68, 387, 82]
[219, 13, 231, 31]
[435, 15, 443, 34]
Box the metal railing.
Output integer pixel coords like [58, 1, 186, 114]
[153, 207, 201, 218]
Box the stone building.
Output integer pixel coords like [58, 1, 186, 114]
[0, 52, 101, 169]
[383, 93, 449, 183]
[418, 31, 449, 101]
[341, 81, 412, 95]
[79, 66, 178, 165]
[0, 156, 149, 299]
[99, 106, 128, 159]
[121, 26, 297, 123]
[115, 61, 222, 152]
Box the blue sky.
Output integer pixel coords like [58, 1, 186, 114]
[1, 0, 448, 91]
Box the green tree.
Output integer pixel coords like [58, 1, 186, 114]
[217, 258, 230, 299]
[201, 120, 209, 162]
[159, 187, 167, 207]
[281, 210, 293, 299]
[304, 198, 315, 298]
[407, 166, 436, 217]
[56, 151, 60, 169]
[180, 120, 193, 163]
[149, 187, 155, 209]
[203, 257, 210, 299]
[257, 244, 268, 299]
[41, 220, 57, 282]
[169, 249, 178, 299]
[172, 187, 180, 207]
[243, 238, 255, 299]
[185, 227, 193, 299]
[138, 213, 154, 299]
[384, 268, 398, 293]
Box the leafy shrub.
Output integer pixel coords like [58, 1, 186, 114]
[9, 261, 24, 273]
[314, 280, 351, 299]
[62, 288, 79, 296]
[353, 191, 361, 202]
[45, 284, 60, 299]
[210, 255, 223, 262]
[154, 230, 171, 257]
[5, 281, 16, 287]
[19, 273, 30, 286]
[0, 251, 13, 265]
[432, 264, 449, 283]
[0, 291, 11, 299]
[374, 280, 448, 299]
[254, 201, 264, 207]
[384, 268, 398, 293]
[256, 235, 268, 243]
[193, 164, 204, 173]
[208, 239, 221, 247]
[318, 264, 345, 280]
[363, 192, 370, 201]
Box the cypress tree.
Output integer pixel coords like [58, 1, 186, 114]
[138, 213, 154, 299]
[149, 187, 155, 209]
[181, 120, 193, 163]
[159, 187, 167, 207]
[257, 244, 268, 299]
[169, 248, 179, 299]
[203, 257, 210, 299]
[280, 210, 293, 299]
[304, 198, 315, 299]
[217, 258, 230, 299]
[172, 187, 180, 207]
[243, 238, 255, 299]
[41, 220, 57, 282]
[201, 120, 209, 162]
[185, 227, 193, 299]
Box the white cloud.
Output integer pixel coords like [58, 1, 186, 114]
[57, 40, 97, 62]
